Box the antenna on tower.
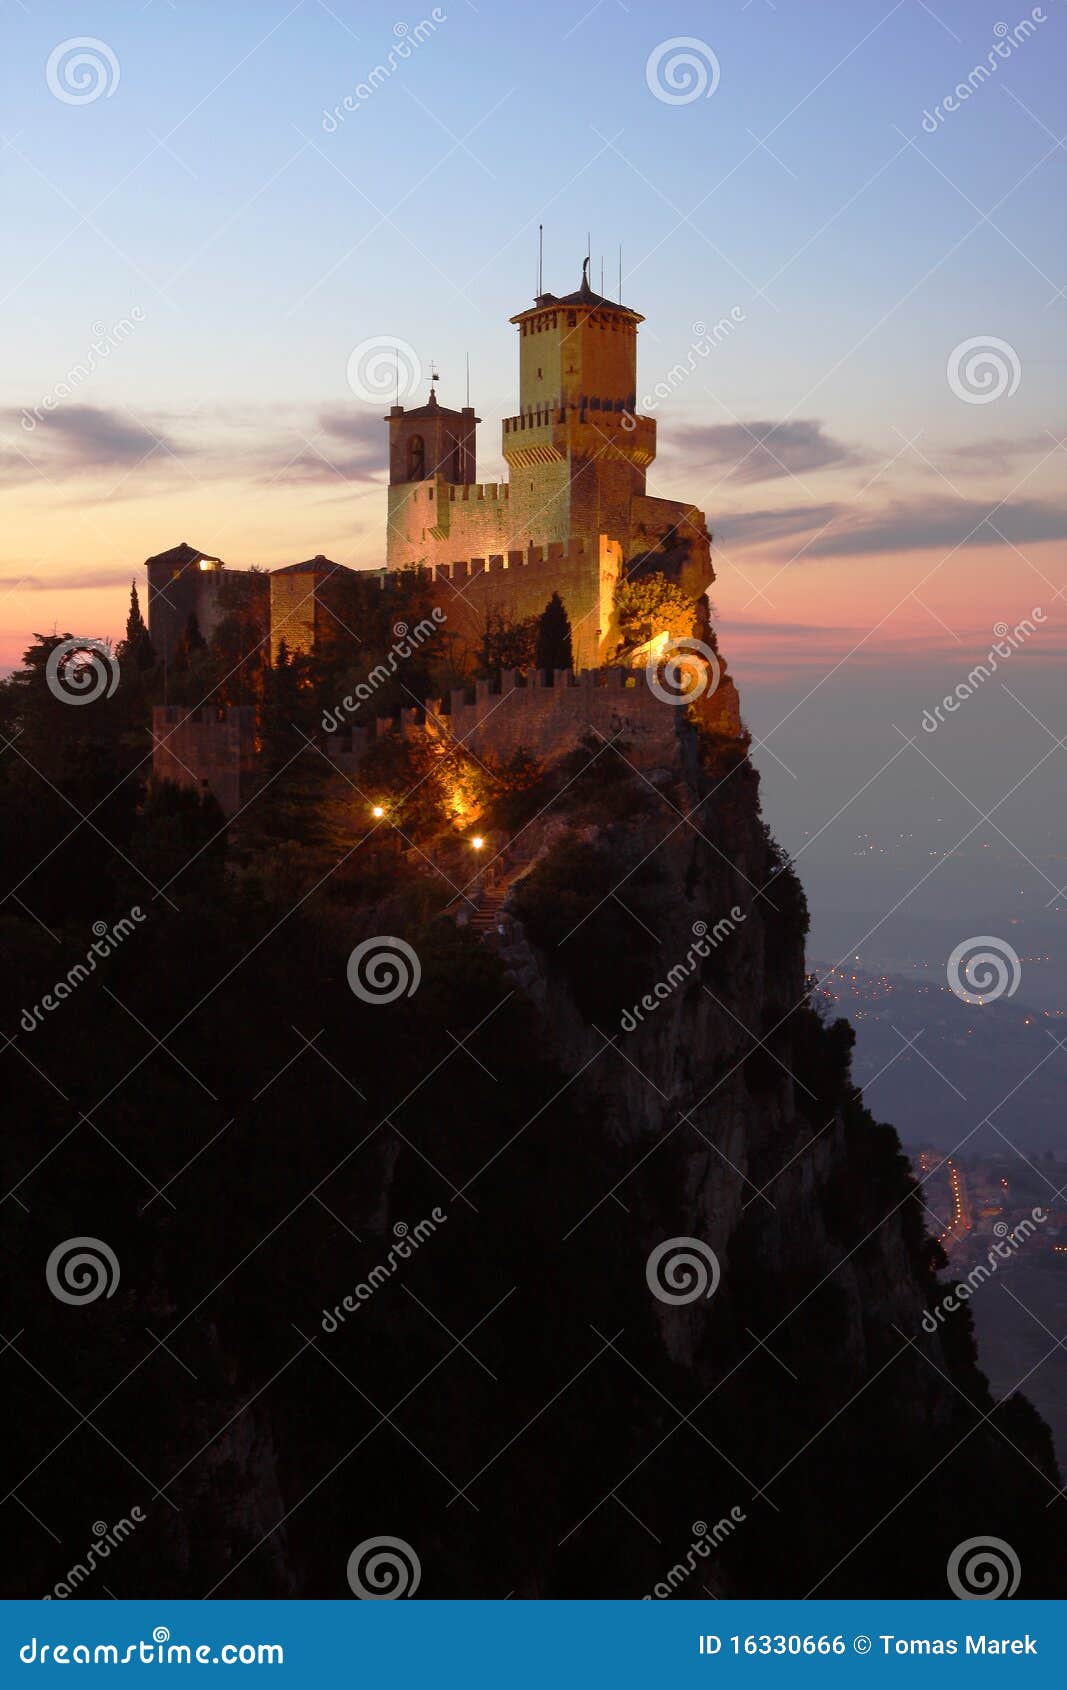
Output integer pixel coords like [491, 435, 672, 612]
[465, 352, 470, 407]
[618, 244, 622, 302]
[538, 223, 543, 296]
[394, 346, 399, 407]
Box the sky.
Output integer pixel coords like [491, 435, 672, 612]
[1, 0, 1065, 934]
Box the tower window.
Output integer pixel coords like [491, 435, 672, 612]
[407, 435, 426, 480]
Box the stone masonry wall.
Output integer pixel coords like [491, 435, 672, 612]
[426, 667, 683, 768]
[419, 536, 620, 672]
[151, 705, 257, 817]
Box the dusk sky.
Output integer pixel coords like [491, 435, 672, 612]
[3, 0, 1064, 926]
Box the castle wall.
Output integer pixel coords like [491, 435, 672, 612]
[426, 667, 682, 769]
[151, 705, 257, 817]
[270, 570, 319, 662]
[387, 480, 515, 569]
[419, 536, 622, 672]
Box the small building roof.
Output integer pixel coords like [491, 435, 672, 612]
[385, 384, 477, 423]
[512, 260, 643, 325]
[270, 555, 355, 577]
[145, 541, 224, 569]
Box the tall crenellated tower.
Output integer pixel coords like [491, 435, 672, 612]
[503, 258, 657, 551]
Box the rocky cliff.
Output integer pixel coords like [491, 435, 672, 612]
[5, 676, 1063, 1602]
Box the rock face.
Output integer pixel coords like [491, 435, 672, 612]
[6, 678, 1063, 1603]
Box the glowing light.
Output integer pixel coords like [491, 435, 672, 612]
[471, 835, 485, 850]
[371, 804, 385, 819]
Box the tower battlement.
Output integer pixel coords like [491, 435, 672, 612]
[445, 481, 509, 502]
[425, 535, 591, 584]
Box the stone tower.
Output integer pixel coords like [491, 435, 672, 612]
[385, 383, 480, 565]
[145, 540, 225, 665]
[503, 258, 657, 550]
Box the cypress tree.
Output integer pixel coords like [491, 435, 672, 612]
[535, 592, 573, 675]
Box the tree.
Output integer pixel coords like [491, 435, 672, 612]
[172, 611, 206, 673]
[614, 572, 695, 650]
[118, 581, 155, 672]
[534, 592, 573, 673]
[477, 610, 537, 677]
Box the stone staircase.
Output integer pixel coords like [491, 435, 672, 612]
[462, 837, 540, 943]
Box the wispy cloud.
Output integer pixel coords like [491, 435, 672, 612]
[943, 434, 1059, 476]
[667, 418, 863, 485]
[268, 408, 385, 484]
[0, 405, 175, 486]
[0, 566, 139, 593]
[714, 493, 1067, 561]
[807, 496, 1067, 557]
[715, 503, 843, 549]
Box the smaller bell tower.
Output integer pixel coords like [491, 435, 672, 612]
[385, 378, 480, 567]
[385, 379, 478, 489]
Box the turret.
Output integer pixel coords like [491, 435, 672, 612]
[502, 261, 657, 492]
[385, 381, 478, 487]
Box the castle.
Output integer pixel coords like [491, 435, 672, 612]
[148, 267, 730, 811]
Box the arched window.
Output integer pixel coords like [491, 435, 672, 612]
[407, 435, 426, 480]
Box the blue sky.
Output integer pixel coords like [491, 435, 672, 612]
[1, 0, 1064, 917]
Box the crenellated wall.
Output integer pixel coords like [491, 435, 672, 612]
[324, 662, 742, 777]
[409, 535, 622, 672]
[151, 705, 257, 816]
[428, 666, 682, 767]
[153, 660, 741, 819]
